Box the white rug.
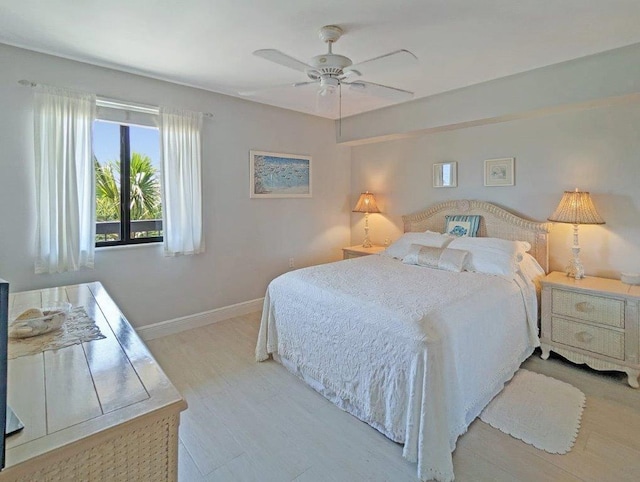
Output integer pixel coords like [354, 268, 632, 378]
[480, 369, 585, 454]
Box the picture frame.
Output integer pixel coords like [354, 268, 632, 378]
[250, 150, 312, 198]
[484, 157, 514, 187]
[433, 161, 457, 188]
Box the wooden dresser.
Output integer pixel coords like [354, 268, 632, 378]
[1, 282, 187, 481]
[540, 271, 640, 388]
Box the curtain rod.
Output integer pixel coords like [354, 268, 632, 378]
[18, 79, 213, 118]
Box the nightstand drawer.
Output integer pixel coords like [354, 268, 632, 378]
[552, 289, 624, 328]
[551, 317, 625, 360]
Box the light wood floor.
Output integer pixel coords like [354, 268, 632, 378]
[147, 312, 640, 482]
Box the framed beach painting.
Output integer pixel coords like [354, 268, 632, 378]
[250, 150, 312, 198]
[484, 157, 514, 187]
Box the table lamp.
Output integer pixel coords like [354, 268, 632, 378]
[548, 189, 605, 279]
[352, 191, 380, 248]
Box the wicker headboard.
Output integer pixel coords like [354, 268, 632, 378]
[402, 200, 551, 273]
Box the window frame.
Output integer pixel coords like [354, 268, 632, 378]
[95, 122, 163, 248]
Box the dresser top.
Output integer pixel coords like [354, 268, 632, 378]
[542, 271, 639, 299]
[5, 282, 186, 468]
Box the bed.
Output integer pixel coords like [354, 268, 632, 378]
[256, 200, 551, 482]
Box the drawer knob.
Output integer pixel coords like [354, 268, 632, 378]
[575, 301, 595, 313]
[575, 331, 594, 344]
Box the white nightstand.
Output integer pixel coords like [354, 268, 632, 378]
[540, 271, 640, 388]
[342, 245, 386, 260]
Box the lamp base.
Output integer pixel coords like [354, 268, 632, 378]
[361, 212, 372, 248]
[565, 224, 585, 279]
[565, 258, 585, 279]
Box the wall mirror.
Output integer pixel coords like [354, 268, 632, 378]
[433, 162, 457, 188]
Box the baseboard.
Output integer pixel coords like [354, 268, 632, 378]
[136, 297, 264, 341]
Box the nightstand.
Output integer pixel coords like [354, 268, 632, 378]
[342, 245, 386, 260]
[540, 271, 640, 388]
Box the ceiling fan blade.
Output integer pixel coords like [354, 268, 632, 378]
[347, 81, 414, 101]
[340, 69, 360, 79]
[253, 49, 312, 73]
[238, 81, 318, 96]
[344, 49, 417, 77]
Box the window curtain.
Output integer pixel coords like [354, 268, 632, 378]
[158, 107, 205, 256]
[34, 86, 96, 274]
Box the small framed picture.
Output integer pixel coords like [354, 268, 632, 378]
[484, 158, 514, 187]
[433, 161, 457, 188]
[250, 150, 312, 198]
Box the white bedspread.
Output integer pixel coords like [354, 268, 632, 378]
[256, 255, 539, 482]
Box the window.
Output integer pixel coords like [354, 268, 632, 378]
[93, 120, 163, 246]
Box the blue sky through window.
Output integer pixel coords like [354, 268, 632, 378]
[93, 121, 160, 167]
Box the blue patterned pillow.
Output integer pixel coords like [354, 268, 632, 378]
[445, 215, 481, 237]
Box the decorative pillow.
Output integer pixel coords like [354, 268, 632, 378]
[402, 244, 469, 272]
[382, 231, 453, 259]
[448, 237, 525, 277]
[444, 215, 481, 237]
[446, 220, 471, 237]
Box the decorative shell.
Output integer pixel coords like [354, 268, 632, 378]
[9, 302, 72, 339]
[15, 308, 44, 321]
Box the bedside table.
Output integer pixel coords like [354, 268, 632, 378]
[540, 271, 640, 388]
[342, 245, 386, 260]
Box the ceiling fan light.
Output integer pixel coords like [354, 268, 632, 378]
[319, 76, 339, 96]
[319, 85, 337, 96]
[316, 89, 337, 113]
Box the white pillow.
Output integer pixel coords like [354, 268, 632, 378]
[516, 240, 532, 254]
[518, 252, 546, 293]
[447, 237, 526, 277]
[402, 244, 469, 272]
[382, 231, 453, 259]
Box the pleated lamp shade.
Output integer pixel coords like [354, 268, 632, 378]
[548, 190, 605, 225]
[548, 189, 604, 279]
[352, 192, 380, 213]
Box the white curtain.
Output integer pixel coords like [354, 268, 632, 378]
[34, 86, 96, 274]
[159, 107, 205, 256]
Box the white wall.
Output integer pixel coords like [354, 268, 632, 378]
[348, 43, 640, 279]
[0, 44, 351, 328]
[350, 101, 640, 279]
[340, 43, 640, 144]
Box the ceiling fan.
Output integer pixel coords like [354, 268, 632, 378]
[240, 25, 417, 113]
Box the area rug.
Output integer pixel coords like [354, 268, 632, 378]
[479, 369, 585, 454]
[8, 306, 106, 359]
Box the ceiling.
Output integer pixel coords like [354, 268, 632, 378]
[2, 0, 640, 119]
